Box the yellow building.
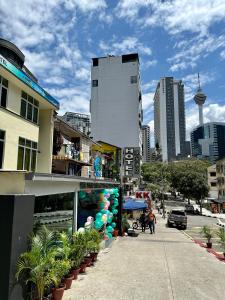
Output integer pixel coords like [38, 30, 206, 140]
[0, 38, 59, 174]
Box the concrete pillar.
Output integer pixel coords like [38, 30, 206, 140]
[73, 191, 78, 232]
[0, 194, 35, 300]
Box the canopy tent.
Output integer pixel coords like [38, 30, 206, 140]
[123, 199, 147, 210]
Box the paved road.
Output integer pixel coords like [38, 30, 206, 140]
[187, 214, 217, 228]
[64, 216, 225, 300]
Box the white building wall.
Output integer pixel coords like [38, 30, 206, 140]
[91, 55, 141, 148]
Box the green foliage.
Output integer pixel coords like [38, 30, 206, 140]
[70, 232, 87, 268]
[49, 259, 71, 288]
[217, 228, 225, 251]
[201, 226, 213, 243]
[142, 160, 210, 201]
[16, 226, 59, 300]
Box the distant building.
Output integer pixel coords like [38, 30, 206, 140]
[154, 77, 186, 162]
[141, 125, 150, 162]
[207, 164, 217, 199]
[90, 53, 142, 149]
[61, 112, 90, 136]
[190, 122, 225, 163]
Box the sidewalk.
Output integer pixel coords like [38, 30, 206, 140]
[64, 216, 225, 300]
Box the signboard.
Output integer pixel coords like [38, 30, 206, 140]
[0, 55, 59, 108]
[135, 191, 151, 199]
[124, 147, 140, 178]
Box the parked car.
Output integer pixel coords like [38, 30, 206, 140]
[167, 209, 187, 230]
[185, 204, 200, 215]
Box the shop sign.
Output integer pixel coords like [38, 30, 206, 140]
[135, 191, 151, 199]
[0, 54, 59, 108]
[124, 147, 140, 178]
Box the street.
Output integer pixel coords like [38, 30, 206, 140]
[64, 215, 225, 300]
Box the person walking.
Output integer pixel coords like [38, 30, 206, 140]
[148, 209, 156, 234]
[139, 211, 146, 232]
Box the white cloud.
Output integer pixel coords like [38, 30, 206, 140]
[220, 50, 225, 59]
[64, 0, 106, 12]
[115, 0, 225, 35]
[99, 37, 152, 56]
[186, 103, 225, 140]
[75, 67, 90, 81]
[169, 34, 225, 72]
[142, 92, 154, 111]
[142, 80, 158, 93]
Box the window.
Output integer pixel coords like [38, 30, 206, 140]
[20, 91, 39, 124]
[17, 137, 38, 171]
[130, 75, 137, 84]
[211, 182, 217, 187]
[92, 80, 98, 87]
[0, 129, 5, 169]
[0, 75, 8, 108]
[210, 172, 216, 177]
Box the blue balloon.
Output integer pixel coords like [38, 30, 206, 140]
[107, 233, 112, 239]
[96, 212, 102, 219]
[112, 209, 118, 215]
[107, 226, 113, 233]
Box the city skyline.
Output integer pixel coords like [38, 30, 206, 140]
[1, 1, 225, 142]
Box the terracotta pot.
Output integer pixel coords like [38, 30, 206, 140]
[71, 268, 80, 280]
[206, 242, 212, 248]
[63, 274, 74, 290]
[84, 256, 92, 267]
[113, 229, 119, 237]
[52, 285, 65, 300]
[79, 262, 87, 273]
[90, 252, 98, 262]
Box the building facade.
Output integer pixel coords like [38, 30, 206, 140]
[90, 54, 142, 149]
[190, 122, 225, 163]
[141, 125, 150, 162]
[154, 77, 186, 162]
[61, 112, 91, 136]
[0, 38, 59, 174]
[207, 164, 217, 199]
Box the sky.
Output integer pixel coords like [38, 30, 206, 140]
[1, 0, 225, 143]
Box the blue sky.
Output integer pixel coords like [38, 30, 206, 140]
[1, 0, 225, 141]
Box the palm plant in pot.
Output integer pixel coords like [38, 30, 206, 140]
[70, 234, 86, 279]
[87, 229, 101, 262]
[201, 225, 213, 248]
[217, 228, 225, 258]
[57, 232, 73, 290]
[49, 259, 70, 300]
[16, 226, 58, 300]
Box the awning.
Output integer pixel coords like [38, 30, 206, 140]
[52, 155, 92, 166]
[123, 199, 147, 210]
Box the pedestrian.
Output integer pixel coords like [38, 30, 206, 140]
[148, 209, 156, 234]
[139, 211, 146, 232]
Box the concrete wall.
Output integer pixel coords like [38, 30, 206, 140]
[90, 55, 141, 148]
[0, 172, 25, 194]
[0, 194, 35, 300]
[0, 108, 39, 170]
[36, 109, 54, 173]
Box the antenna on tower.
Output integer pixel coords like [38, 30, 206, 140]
[197, 72, 201, 91]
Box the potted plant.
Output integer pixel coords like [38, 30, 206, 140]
[70, 234, 86, 279]
[16, 227, 58, 300]
[57, 232, 73, 289]
[201, 225, 213, 248]
[50, 259, 70, 300]
[217, 228, 225, 257]
[72, 232, 88, 273]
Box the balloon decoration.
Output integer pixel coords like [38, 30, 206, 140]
[94, 188, 119, 240]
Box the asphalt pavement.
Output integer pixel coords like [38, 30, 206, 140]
[64, 214, 225, 300]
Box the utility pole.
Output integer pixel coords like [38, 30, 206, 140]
[117, 148, 124, 236]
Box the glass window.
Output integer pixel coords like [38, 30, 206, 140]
[27, 103, 33, 121]
[130, 76, 137, 84]
[0, 76, 8, 108]
[92, 80, 98, 87]
[0, 129, 5, 169]
[17, 137, 38, 171]
[20, 99, 27, 118]
[20, 91, 39, 124]
[17, 146, 24, 170]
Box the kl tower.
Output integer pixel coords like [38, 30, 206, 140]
[194, 73, 207, 125]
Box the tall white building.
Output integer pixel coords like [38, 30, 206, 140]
[90, 54, 142, 149]
[154, 77, 186, 162]
[61, 112, 90, 135]
[142, 125, 151, 162]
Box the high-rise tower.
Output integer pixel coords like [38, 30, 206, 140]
[194, 73, 206, 126]
[154, 77, 186, 162]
